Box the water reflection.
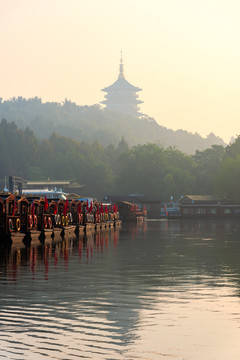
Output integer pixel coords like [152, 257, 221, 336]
[0, 220, 240, 359]
[0, 228, 120, 281]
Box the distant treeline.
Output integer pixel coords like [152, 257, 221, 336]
[0, 119, 239, 201]
[0, 97, 225, 154]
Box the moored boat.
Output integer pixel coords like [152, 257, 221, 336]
[0, 193, 121, 247]
[116, 201, 147, 222]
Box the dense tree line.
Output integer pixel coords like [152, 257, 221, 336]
[0, 119, 239, 201]
[0, 97, 225, 154]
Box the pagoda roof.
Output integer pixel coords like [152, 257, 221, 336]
[102, 77, 142, 93]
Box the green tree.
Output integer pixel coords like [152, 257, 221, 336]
[193, 145, 225, 194]
[115, 144, 196, 200]
[213, 155, 240, 200]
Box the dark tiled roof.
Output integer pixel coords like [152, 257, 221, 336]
[104, 195, 163, 203]
[179, 195, 221, 204]
[183, 195, 217, 201]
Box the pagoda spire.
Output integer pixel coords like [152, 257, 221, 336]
[118, 51, 125, 79]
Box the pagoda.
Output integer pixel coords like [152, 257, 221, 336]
[101, 55, 143, 117]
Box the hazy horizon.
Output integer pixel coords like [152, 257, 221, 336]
[1, 0, 240, 143]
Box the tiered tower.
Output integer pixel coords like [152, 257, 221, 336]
[101, 54, 143, 117]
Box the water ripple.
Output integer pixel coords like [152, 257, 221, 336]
[1, 222, 240, 359]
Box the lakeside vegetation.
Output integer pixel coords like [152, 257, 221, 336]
[0, 119, 239, 201]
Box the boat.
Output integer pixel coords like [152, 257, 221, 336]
[116, 201, 147, 222]
[160, 201, 180, 218]
[22, 187, 68, 200]
[0, 193, 121, 247]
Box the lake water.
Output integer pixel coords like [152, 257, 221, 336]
[0, 220, 240, 360]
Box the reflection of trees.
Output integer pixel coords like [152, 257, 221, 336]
[1, 220, 240, 347]
[145, 220, 240, 291]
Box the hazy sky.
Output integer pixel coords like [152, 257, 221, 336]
[1, 0, 240, 142]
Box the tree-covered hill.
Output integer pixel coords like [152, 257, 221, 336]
[0, 119, 240, 201]
[0, 97, 225, 154]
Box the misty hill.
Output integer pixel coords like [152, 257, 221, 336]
[0, 97, 225, 153]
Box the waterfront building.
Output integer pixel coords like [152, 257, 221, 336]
[178, 195, 240, 217]
[101, 55, 143, 117]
